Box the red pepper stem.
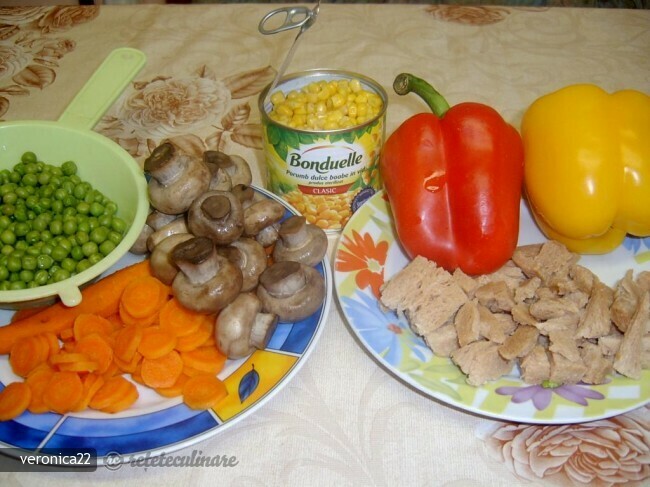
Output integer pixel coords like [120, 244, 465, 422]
[393, 73, 451, 117]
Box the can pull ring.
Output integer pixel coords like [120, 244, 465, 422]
[259, 0, 321, 100]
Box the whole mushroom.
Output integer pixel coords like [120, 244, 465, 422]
[217, 238, 267, 292]
[146, 215, 189, 252]
[215, 293, 278, 359]
[150, 233, 194, 285]
[273, 215, 328, 267]
[187, 190, 244, 245]
[145, 142, 211, 215]
[204, 150, 252, 187]
[256, 261, 326, 322]
[232, 184, 255, 209]
[171, 237, 243, 314]
[243, 198, 286, 247]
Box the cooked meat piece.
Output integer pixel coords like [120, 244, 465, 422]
[613, 292, 649, 379]
[380, 255, 468, 336]
[478, 305, 517, 344]
[598, 332, 623, 357]
[520, 345, 551, 384]
[476, 260, 526, 293]
[454, 300, 481, 347]
[575, 280, 614, 339]
[452, 267, 478, 297]
[549, 352, 587, 384]
[514, 277, 541, 304]
[569, 265, 596, 295]
[548, 329, 581, 362]
[529, 296, 580, 321]
[611, 270, 640, 333]
[564, 290, 590, 310]
[511, 303, 537, 326]
[580, 342, 613, 385]
[474, 281, 515, 313]
[535, 286, 556, 300]
[423, 322, 459, 358]
[643, 335, 650, 369]
[513, 241, 579, 286]
[534, 315, 580, 336]
[498, 325, 539, 360]
[636, 271, 650, 293]
[450, 340, 513, 386]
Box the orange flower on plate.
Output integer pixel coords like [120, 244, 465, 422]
[336, 230, 388, 298]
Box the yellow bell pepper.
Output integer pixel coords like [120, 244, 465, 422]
[521, 84, 650, 254]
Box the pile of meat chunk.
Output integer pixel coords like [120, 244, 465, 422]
[379, 240, 650, 386]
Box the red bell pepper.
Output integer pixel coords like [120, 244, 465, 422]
[379, 73, 524, 275]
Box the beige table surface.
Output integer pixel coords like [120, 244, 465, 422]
[0, 4, 649, 486]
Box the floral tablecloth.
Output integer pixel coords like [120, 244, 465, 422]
[0, 4, 649, 486]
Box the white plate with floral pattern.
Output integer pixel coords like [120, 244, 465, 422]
[334, 190, 650, 424]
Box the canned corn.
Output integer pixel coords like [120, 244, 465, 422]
[259, 70, 387, 232]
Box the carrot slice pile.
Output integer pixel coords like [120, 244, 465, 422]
[0, 264, 230, 422]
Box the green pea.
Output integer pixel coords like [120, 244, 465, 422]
[14, 241, 27, 251]
[50, 245, 68, 261]
[99, 240, 116, 256]
[21, 173, 38, 187]
[39, 231, 52, 243]
[37, 254, 54, 269]
[0, 266, 8, 281]
[34, 269, 49, 285]
[73, 183, 89, 200]
[6, 255, 22, 272]
[49, 219, 63, 235]
[108, 230, 123, 245]
[63, 219, 77, 236]
[0, 216, 10, 230]
[22, 255, 37, 271]
[90, 226, 108, 244]
[14, 222, 30, 237]
[21, 152, 37, 164]
[62, 160, 77, 176]
[51, 268, 70, 283]
[70, 246, 84, 261]
[0, 230, 16, 245]
[81, 241, 98, 257]
[15, 186, 30, 199]
[104, 202, 118, 215]
[90, 202, 105, 217]
[75, 231, 89, 245]
[19, 269, 34, 283]
[51, 199, 63, 214]
[1, 204, 14, 217]
[3, 192, 17, 205]
[8, 171, 20, 184]
[77, 219, 90, 233]
[9, 280, 26, 290]
[76, 201, 90, 215]
[76, 259, 92, 273]
[57, 237, 72, 252]
[88, 253, 103, 265]
[61, 258, 76, 273]
[38, 172, 51, 186]
[1, 245, 13, 256]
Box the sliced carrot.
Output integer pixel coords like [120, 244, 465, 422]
[113, 352, 142, 374]
[181, 346, 226, 375]
[73, 314, 114, 342]
[182, 365, 205, 377]
[88, 376, 136, 412]
[119, 302, 158, 328]
[25, 365, 55, 414]
[41, 332, 61, 359]
[42, 371, 83, 415]
[72, 373, 105, 412]
[100, 380, 138, 413]
[106, 313, 125, 330]
[113, 326, 143, 362]
[120, 276, 167, 319]
[9, 336, 49, 377]
[156, 373, 190, 398]
[158, 298, 211, 338]
[102, 360, 120, 379]
[140, 350, 183, 389]
[74, 333, 114, 374]
[59, 328, 75, 341]
[175, 321, 214, 352]
[0, 382, 32, 421]
[182, 374, 228, 410]
[138, 328, 177, 360]
[0, 260, 153, 354]
[50, 352, 90, 366]
[58, 360, 99, 373]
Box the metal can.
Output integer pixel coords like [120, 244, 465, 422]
[259, 69, 387, 232]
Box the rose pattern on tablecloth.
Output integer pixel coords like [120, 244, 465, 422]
[476, 405, 650, 486]
[0, 6, 97, 118]
[95, 65, 275, 163]
[425, 5, 512, 25]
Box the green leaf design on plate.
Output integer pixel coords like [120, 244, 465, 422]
[408, 372, 463, 401]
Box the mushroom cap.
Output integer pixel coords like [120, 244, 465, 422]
[272, 215, 328, 267]
[204, 150, 252, 187]
[217, 237, 267, 292]
[150, 233, 194, 285]
[187, 190, 244, 245]
[171, 237, 243, 314]
[145, 143, 211, 215]
[146, 216, 188, 253]
[243, 199, 286, 236]
[256, 261, 326, 322]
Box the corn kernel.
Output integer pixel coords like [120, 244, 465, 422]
[270, 91, 286, 105]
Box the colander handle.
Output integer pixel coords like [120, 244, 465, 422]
[57, 47, 146, 130]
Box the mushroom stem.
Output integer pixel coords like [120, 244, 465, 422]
[144, 143, 183, 186]
[172, 237, 222, 285]
[259, 261, 307, 298]
[278, 216, 310, 248]
[250, 313, 279, 349]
